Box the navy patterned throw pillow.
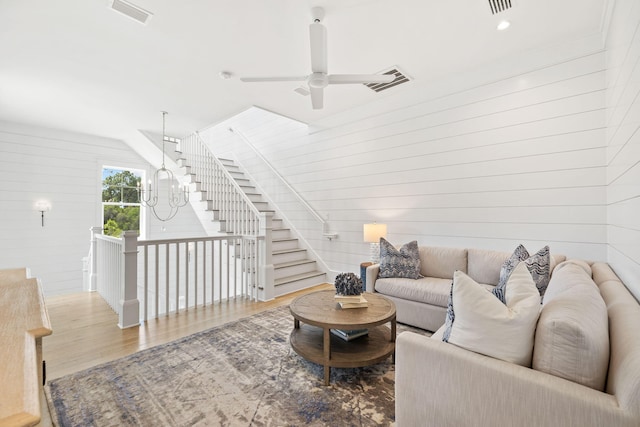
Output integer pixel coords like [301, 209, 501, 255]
[378, 238, 421, 279]
[493, 245, 551, 303]
[442, 282, 455, 342]
[525, 245, 551, 297]
[492, 244, 529, 303]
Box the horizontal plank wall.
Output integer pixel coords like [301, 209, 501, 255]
[202, 36, 609, 278]
[0, 121, 205, 296]
[605, 0, 640, 301]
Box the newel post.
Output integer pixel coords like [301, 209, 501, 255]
[119, 230, 140, 329]
[258, 211, 274, 301]
[88, 226, 102, 292]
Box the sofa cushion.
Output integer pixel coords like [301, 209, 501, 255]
[375, 277, 453, 307]
[533, 262, 609, 391]
[550, 254, 567, 272]
[543, 260, 592, 302]
[467, 248, 510, 286]
[378, 238, 421, 279]
[419, 246, 467, 279]
[443, 262, 541, 366]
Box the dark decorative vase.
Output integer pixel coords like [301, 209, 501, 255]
[334, 272, 363, 296]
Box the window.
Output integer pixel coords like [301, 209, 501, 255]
[102, 167, 143, 237]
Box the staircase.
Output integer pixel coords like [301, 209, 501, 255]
[176, 149, 326, 297]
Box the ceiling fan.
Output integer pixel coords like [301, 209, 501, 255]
[240, 7, 395, 110]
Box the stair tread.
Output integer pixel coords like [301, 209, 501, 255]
[272, 248, 306, 255]
[275, 271, 326, 286]
[274, 259, 316, 269]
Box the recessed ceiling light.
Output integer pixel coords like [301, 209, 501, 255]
[497, 20, 511, 31]
[219, 71, 232, 80]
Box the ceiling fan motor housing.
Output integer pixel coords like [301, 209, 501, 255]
[308, 72, 328, 88]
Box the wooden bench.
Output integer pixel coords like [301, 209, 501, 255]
[0, 272, 52, 427]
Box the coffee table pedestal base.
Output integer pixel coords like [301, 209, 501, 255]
[290, 323, 396, 386]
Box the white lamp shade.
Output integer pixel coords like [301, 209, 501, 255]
[363, 223, 387, 243]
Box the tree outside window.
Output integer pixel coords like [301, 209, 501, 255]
[102, 168, 143, 237]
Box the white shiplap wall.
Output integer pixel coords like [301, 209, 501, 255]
[605, 0, 640, 300]
[0, 121, 205, 296]
[201, 36, 609, 280]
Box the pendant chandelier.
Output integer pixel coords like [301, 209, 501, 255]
[138, 111, 189, 222]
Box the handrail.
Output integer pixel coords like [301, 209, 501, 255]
[227, 127, 326, 226]
[137, 234, 245, 246]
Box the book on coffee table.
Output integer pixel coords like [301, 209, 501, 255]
[335, 294, 368, 308]
[338, 300, 369, 309]
[331, 328, 369, 341]
[334, 294, 367, 302]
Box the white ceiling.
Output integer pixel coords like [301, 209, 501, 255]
[0, 0, 607, 145]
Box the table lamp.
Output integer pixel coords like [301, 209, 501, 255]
[363, 223, 387, 263]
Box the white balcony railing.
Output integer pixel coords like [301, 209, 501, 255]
[89, 217, 273, 328]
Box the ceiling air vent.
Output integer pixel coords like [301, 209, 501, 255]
[109, 0, 153, 25]
[488, 0, 512, 14]
[364, 68, 411, 93]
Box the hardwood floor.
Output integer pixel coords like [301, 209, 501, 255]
[43, 283, 333, 381]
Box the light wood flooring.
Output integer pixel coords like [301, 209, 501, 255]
[43, 283, 333, 381]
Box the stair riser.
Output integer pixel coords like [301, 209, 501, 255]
[272, 250, 307, 264]
[272, 240, 298, 251]
[188, 181, 203, 192]
[274, 274, 327, 298]
[194, 192, 208, 202]
[272, 229, 290, 240]
[274, 262, 317, 280]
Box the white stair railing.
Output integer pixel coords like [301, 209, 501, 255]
[180, 132, 266, 237]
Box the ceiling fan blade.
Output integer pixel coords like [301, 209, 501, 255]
[240, 76, 307, 82]
[309, 22, 327, 74]
[328, 74, 396, 84]
[310, 86, 323, 109]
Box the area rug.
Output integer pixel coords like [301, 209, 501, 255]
[46, 306, 428, 426]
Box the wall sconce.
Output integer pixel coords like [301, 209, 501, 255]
[363, 222, 387, 263]
[34, 201, 51, 227]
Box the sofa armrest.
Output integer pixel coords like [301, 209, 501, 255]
[366, 264, 380, 292]
[396, 332, 635, 427]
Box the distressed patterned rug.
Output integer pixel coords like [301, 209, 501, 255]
[46, 306, 427, 426]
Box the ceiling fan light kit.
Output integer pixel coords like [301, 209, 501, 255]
[239, 7, 395, 110]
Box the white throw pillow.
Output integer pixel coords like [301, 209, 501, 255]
[444, 262, 541, 366]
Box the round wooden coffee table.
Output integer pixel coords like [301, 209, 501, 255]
[289, 290, 396, 385]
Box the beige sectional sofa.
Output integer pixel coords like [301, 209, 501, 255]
[366, 245, 565, 332]
[394, 260, 640, 426]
